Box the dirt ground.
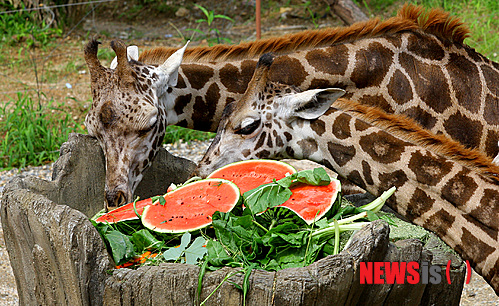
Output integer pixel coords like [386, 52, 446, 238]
[1, 0, 346, 123]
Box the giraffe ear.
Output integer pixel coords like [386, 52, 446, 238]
[157, 41, 189, 87]
[287, 88, 345, 120]
[110, 45, 139, 69]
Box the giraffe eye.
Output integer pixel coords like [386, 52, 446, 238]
[138, 116, 157, 135]
[235, 118, 261, 135]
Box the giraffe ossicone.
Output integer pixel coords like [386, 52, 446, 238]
[194, 53, 499, 294]
[84, 39, 188, 210]
[110, 45, 139, 69]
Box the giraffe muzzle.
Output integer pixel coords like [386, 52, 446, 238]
[105, 189, 128, 211]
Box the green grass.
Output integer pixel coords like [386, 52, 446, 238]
[355, 0, 498, 61]
[414, 0, 499, 61]
[0, 3, 62, 48]
[0, 93, 85, 170]
[163, 126, 215, 144]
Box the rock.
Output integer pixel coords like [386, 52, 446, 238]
[175, 7, 190, 18]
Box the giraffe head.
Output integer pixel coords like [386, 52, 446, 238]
[195, 53, 345, 177]
[84, 39, 188, 210]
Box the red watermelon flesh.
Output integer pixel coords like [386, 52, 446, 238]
[279, 178, 341, 225]
[207, 160, 296, 194]
[141, 179, 240, 233]
[208, 159, 341, 224]
[94, 198, 153, 224]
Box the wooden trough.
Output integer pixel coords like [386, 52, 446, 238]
[0, 134, 466, 305]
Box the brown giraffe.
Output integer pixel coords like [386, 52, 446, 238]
[194, 53, 499, 294]
[84, 39, 188, 209]
[85, 5, 499, 207]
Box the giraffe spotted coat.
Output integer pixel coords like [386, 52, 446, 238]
[195, 53, 499, 294]
[84, 4, 499, 208]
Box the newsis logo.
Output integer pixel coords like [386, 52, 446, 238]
[360, 260, 472, 285]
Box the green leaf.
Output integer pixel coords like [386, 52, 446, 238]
[130, 229, 162, 253]
[159, 197, 166, 206]
[213, 216, 260, 257]
[206, 240, 234, 266]
[275, 175, 294, 188]
[244, 168, 330, 215]
[105, 230, 136, 265]
[163, 232, 191, 261]
[276, 168, 330, 188]
[242, 264, 256, 305]
[207, 11, 214, 25]
[195, 4, 210, 18]
[197, 260, 208, 303]
[214, 15, 235, 22]
[314, 218, 329, 229]
[186, 28, 206, 35]
[243, 183, 292, 213]
[366, 210, 380, 221]
[184, 237, 208, 265]
[294, 168, 330, 186]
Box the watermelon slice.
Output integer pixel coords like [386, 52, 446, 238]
[141, 179, 240, 233]
[94, 198, 153, 224]
[279, 178, 341, 225]
[208, 159, 296, 194]
[207, 159, 341, 225]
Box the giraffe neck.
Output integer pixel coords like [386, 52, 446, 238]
[290, 105, 499, 293]
[157, 29, 498, 156]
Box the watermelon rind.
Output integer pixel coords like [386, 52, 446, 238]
[141, 178, 241, 234]
[94, 198, 153, 224]
[279, 177, 341, 225]
[208, 159, 296, 194]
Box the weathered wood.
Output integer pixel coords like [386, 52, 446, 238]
[98, 221, 389, 305]
[420, 236, 467, 306]
[1, 177, 113, 305]
[30, 133, 196, 217]
[324, 0, 369, 25]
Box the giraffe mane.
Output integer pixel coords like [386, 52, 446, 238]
[332, 99, 499, 183]
[138, 4, 470, 65]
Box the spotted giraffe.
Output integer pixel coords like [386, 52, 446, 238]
[84, 39, 188, 209]
[194, 53, 499, 293]
[85, 5, 499, 207]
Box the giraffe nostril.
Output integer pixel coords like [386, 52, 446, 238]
[116, 192, 127, 207]
[105, 190, 128, 211]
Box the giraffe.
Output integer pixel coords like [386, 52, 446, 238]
[194, 53, 499, 294]
[85, 4, 499, 208]
[83, 39, 188, 209]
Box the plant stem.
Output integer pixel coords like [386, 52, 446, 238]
[311, 222, 370, 238]
[334, 211, 368, 226]
[200, 270, 242, 305]
[333, 219, 340, 255]
[252, 220, 269, 233]
[133, 197, 141, 218]
[361, 186, 396, 213]
[268, 219, 277, 232]
[303, 226, 314, 266]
